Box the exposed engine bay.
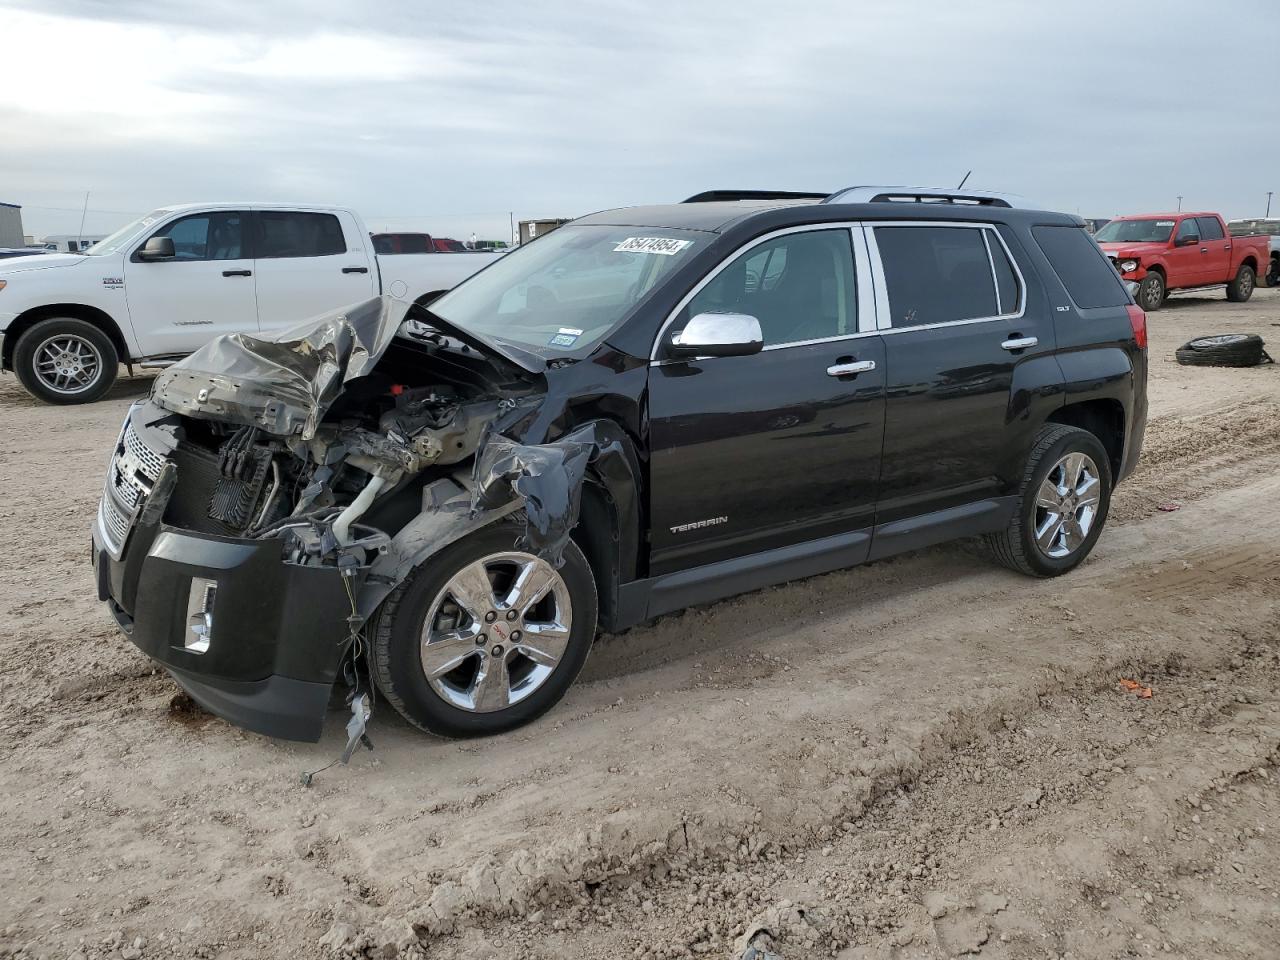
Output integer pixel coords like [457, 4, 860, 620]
[144, 297, 554, 571]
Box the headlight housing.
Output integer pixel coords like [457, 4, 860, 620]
[1118, 259, 1139, 273]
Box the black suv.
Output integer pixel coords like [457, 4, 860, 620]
[91, 187, 1147, 741]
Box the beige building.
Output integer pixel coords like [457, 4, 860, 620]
[518, 218, 571, 245]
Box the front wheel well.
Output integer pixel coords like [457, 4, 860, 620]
[3, 304, 129, 369]
[1045, 399, 1125, 478]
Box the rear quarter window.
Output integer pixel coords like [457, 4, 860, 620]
[1032, 225, 1129, 309]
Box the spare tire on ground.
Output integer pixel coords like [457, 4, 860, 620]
[1174, 334, 1273, 368]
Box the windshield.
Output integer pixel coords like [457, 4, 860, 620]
[1094, 219, 1175, 243]
[83, 209, 171, 256]
[1228, 219, 1280, 237]
[428, 224, 702, 356]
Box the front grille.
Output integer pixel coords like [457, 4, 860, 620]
[124, 422, 166, 481]
[98, 418, 170, 558]
[99, 496, 131, 551]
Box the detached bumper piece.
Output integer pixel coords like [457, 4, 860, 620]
[95, 524, 364, 741]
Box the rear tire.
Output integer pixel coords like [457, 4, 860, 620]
[13, 317, 118, 405]
[1137, 273, 1165, 312]
[371, 525, 597, 738]
[987, 425, 1113, 578]
[1226, 264, 1256, 302]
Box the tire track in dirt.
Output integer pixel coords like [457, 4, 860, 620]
[299, 474, 1280, 958]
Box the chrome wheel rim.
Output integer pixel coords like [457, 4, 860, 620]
[420, 552, 572, 713]
[33, 334, 103, 395]
[1142, 279, 1162, 309]
[1239, 272, 1254, 297]
[1033, 452, 1101, 559]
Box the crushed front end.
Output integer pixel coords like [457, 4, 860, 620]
[91, 297, 550, 741]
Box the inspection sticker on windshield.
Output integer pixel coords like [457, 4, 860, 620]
[614, 237, 693, 256]
[549, 327, 583, 348]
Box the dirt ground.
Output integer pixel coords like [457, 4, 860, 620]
[1, 290, 1278, 960]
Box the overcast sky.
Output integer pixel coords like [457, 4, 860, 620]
[4, 0, 1276, 242]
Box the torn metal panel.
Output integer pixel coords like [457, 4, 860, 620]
[470, 422, 604, 564]
[358, 477, 523, 618]
[151, 296, 411, 439]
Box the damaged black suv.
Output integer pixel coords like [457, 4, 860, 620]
[92, 187, 1148, 742]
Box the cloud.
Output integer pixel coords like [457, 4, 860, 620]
[2, 0, 1276, 241]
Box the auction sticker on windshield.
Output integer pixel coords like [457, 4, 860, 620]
[614, 237, 694, 255]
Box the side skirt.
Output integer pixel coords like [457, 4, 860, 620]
[612, 497, 1017, 631]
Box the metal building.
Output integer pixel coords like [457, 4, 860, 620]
[518, 218, 571, 245]
[0, 202, 23, 248]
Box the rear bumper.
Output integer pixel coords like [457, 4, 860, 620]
[92, 517, 360, 742]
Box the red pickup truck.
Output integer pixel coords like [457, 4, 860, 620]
[1095, 212, 1269, 311]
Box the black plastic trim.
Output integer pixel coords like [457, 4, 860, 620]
[165, 666, 334, 742]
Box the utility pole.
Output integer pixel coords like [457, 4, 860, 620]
[1267, 192, 1273, 218]
[76, 191, 90, 247]
[1176, 195, 1183, 212]
[509, 211, 515, 246]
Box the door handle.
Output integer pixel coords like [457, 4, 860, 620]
[826, 360, 876, 377]
[1200, 247, 1209, 254]
[1001, 336, 1038, 351]
[342, 266, 369, 274]
[222, 269, 252, 277]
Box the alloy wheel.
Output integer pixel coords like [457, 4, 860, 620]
[1033, 452, 1101, 559]
[33, 334, 103, 395]
[419, 552, 573, 712]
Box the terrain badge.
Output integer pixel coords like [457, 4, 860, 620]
[670, 516, 728, 534]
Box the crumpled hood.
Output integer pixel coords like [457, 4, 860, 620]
[151, 296, 410, 438]
[1098, 242, 1167, 260]
[0, 253, 88, 275]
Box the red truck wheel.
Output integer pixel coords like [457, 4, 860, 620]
[1137, 273, 1164, 311]
[1226, 265, 1255, 303]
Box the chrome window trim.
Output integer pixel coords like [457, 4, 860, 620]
[649, 222, 872, 364]
[867, 220, 1027, 332]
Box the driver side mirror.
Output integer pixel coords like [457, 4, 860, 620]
[668, 312, 764, 359]
[136, 236, 175, 261]
[1175, 234, 1200, 247]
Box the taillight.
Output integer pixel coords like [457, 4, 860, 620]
[1126, 304, 1147, 349]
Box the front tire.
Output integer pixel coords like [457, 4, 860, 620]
[1137, 273, 1165, 312]
[1226, 264, 1256, 302]
[371, 525, 597, 738]
[987, 425, 1113, 578]
[13, 317, 118, 404]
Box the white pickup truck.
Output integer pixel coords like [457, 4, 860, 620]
[0, 202, 504, 404]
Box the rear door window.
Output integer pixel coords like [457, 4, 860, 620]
[1032, 225, 1129, 309]
[874, 225, 999, 328]
[255, 212, 346, 258]
[1197, 217, 1224, 241]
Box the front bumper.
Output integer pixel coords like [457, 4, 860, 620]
[92, 475, 363, 742]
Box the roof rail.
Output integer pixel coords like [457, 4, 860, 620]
[683, 189, 829, 204]
[823, 185, 1028, 208]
